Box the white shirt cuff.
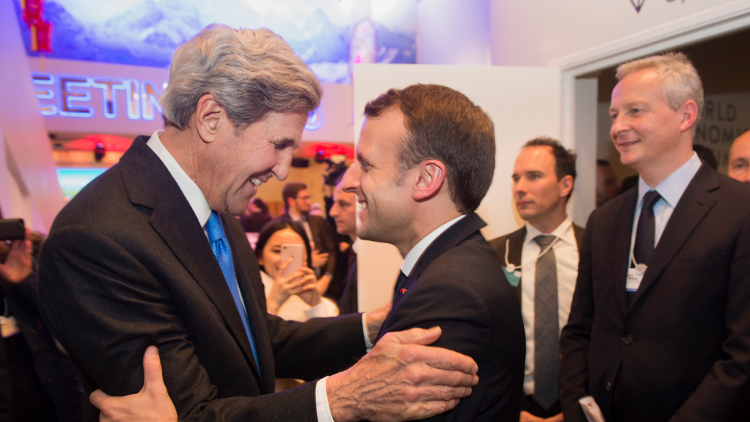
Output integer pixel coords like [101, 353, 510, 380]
[316, 377, 334, 422]
[362, 314, 373, 352]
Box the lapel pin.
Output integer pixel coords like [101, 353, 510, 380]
[400, 288, 408, 294]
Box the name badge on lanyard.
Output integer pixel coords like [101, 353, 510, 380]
[626, 263, 647, 292]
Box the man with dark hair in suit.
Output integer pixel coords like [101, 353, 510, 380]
[38, 24, 478, 422]
[277, 182, 337, 294]
[560, 52, 750, 422]
[327, 181, 359, 314]
[341, 83, 526, 421]
[490, 138, 583, 422]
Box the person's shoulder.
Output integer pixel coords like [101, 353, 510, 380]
[52, 164, 127, 230]
[423, 233, 511, 294]
[713, 170, 750, 199]
[488, 226, 524, 249]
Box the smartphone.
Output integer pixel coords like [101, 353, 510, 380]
[0, 219, 24, 241]
[280, 244, 304, 277]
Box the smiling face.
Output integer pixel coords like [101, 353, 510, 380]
[609, 68, 687, 174]
[512, 146, 571, 228]
[258, 227, 309, 279]
[341, 108, 415, 246]
[204, 112, 308, 216]
[329, 183, 357, 239]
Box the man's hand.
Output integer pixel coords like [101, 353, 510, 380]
[327, 326, 479, 422]
[90, 346, 177, 422]
[364, 302, 392, 342]
[0, 229, 33, 284]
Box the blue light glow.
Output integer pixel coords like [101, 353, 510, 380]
[56, 167, 107, 199]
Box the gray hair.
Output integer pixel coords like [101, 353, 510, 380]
[616, 52, 704, 122]
[161, 24, 322, 131]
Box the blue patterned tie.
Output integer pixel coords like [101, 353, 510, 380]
[205, 212, 259, 366]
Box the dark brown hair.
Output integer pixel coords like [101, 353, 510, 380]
[281, 182, 307, 212]
[522, 137, 577, 200]
[364, 84, 495, 214]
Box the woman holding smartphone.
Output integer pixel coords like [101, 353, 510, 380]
[255, 221, 339, 322]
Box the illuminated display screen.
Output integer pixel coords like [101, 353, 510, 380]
[14, 0, 417, 85]
[56, 167, 107, 199]
[32, 72, 323, 129]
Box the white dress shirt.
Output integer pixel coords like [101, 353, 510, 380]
[626, 152, 702, 287]
[401, 215, 466, 276]
[290, 213, 316, 250]
[520, 217, 579, 395]
[145, 131, 367, 421]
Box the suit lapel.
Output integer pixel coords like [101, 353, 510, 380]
[629, 166, 718, 310]
[506, 228, 525, 303]
[223, 217, 273, 391]
[120, 138, 262, 380]
[613, 190, 639, 317]
[395, 214, 486, 309]
[410, 213, 487, 285]
[377, 213, 487, 341]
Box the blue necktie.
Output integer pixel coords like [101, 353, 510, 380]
[205, 212, 259, 366]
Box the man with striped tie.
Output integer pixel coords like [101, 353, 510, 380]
[490, 138, 583, 422]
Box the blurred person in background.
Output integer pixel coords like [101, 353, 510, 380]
[254, 220, 338, 392]
[728, 130, 750, 184]
[240, 197, 273, 233]
[254, 220, 338, 321]
[326, 179, 359, 314]
[0, 228, 84, 422]
[596, 159, 620, 207]
[276, 182, 337, 294]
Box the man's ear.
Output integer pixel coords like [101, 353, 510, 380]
[195, 94, 225, 144]
[412, 160, 446, 202]
[679, 100, 699, 133]
[559, 175, 574, 199]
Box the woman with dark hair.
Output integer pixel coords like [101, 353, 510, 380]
[255, 221, 338, 321]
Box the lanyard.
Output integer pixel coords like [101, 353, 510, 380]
[504, 236, 559, 273]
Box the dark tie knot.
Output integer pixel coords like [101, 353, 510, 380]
[643, 190, 662, 210]
[534, 234, 556, 248]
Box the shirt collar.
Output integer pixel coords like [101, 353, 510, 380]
[401, 214, 466, 277]
[351, 239, 360, 254]
[524, 216, 574, 246]
[637, 152, 702, 208]
[146, 130, 212, 227]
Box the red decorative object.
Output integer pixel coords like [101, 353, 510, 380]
[65, 135, 133, 152]
[22, 0, 44, 25]
[35, 20, 52, 53]
[302, 142, 355, 159]
[21, 0, 53, 53]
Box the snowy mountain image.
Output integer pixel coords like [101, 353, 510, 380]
[13, 0, 416, 84]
